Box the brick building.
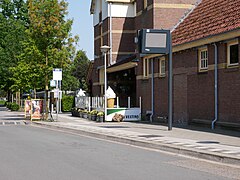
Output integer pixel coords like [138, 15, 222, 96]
[89, 0, 240, 127]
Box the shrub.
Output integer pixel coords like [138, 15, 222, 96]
[77, 108, 83, 112]
[10, 103, 20, 111]
[83, 109, 88, 113]
[6, 102, 11, 109]
[97, 111, 104, 116]
[90, 110, 98, 115]
[5, 102, 20, 111]
[62, 95, 74, 112]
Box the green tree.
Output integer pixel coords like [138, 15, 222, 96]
[10, 38, 45, 94]
[0, 0, 29, 24]
[62, 64, 80, 91]
[71, 50, 90, 91]
[27, 0, 77, 116]
[0, 0, 28, 97]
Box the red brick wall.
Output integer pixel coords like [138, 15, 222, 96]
[112, 33, 135, 52]
[137, 42, 240, 124]
[111, 17, 135, 60]
[153, 8, 189, 29]
[112, 18, 135, 30]
[135, 9, 154, 29]
[136, 57, 169, 121]
[153, 0, 197, 29]
[218, 42, 240, 123]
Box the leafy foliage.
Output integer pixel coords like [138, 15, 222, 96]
[10, 38, 45, 92]
[0, 0, 29, 24]
[0, 0, 28, 92]
[61, 94, 74, 112]
[0, 0, 87, 99]
[71, 50, 90, 91]
[27, 0, 78, 93]
[61, 63, 80, 91]
[28, 0, 68, 84]
[6, 102, 20, 111]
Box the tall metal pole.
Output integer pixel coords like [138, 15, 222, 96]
[109, 2, 113, 65]
[59, 80, 62, 113]
[101, 45, 111, 122]
[56, 80, 59, 121]
[150, 58, 154, 123]
[168, 34, 173, 131]
[104, 52, 107, 122]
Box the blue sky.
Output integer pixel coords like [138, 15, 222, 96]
[66, 0, 94, 60]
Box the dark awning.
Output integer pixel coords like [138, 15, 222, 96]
[107, 54, 138, 73]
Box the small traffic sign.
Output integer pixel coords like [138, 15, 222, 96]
[53, 68, 62, 81]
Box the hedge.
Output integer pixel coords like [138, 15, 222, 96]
[61, 95, 74, 112]
[5, 102, 20, 111]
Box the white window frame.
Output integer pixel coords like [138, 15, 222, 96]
[159, 56, 166, 77]
[143, 57, 149, 78]
[198, 47, 208, 72]
[227, 40, 239, 67]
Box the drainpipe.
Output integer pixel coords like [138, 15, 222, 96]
[109, 2, 113, 65]
[211, 43, 218, 129]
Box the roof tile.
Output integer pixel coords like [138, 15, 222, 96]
[172, 0, 240, 46]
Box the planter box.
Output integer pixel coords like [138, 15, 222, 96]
[88, 114, 92, 120]
[91, 114, 97, 121]
[79, 112, 83, 118]
[97, 116, 104, 122]
[83, 113, 88, 119]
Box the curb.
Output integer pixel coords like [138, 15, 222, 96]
[32, 121, 240, 166]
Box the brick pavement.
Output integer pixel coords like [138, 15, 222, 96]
[31, 113, 240, 166]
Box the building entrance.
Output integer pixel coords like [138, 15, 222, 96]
[108, 68, 136, 107]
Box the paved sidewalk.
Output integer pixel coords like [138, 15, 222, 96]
[31, 113, 240, 166]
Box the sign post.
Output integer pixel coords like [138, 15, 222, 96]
[168, 35, 173, 131]
[53, 68, 62, 121]
[53, 68, 62, 81]
[138, 29, 172, 130]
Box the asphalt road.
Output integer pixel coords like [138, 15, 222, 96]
[0, 125, 239, 180]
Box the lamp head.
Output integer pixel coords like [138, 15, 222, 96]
[100, 45, 111, 53]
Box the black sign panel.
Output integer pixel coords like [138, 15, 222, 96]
[138, 29, 170, 54]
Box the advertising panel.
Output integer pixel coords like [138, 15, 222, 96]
[25, 100, 31, 118]
[106, 108, 141, 122]
[31, 99, 43, 120]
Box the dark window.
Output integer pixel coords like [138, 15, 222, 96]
[230, 44, 239, 64]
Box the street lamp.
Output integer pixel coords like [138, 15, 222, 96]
[100, 45, 111, 122]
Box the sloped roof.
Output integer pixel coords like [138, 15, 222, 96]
[172, 0, 240, 46]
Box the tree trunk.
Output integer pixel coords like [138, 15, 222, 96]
[34, 87, 36, 99]
[44, 51, 49, 120]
